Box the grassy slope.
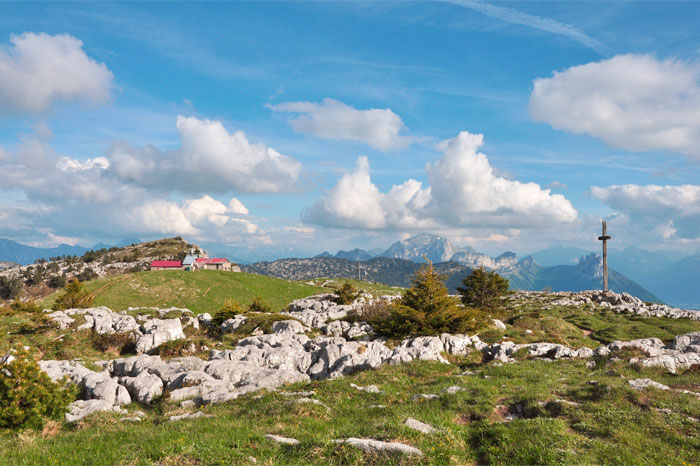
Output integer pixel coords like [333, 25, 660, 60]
[0, 358, 698, 465]
[4, 289, 700, 464]
[40, 270, 328, 314]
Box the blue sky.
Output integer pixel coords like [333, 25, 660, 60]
[0, 1, 699, 261]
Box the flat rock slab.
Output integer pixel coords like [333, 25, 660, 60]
[265, 434, 300, 445]
[350, 383, 382, 393]
[442, 385, 464, 395]
[405, 418, 436, 434]
[66, 400, 126, 423]
[169, 411, 210, 422]
[334, 438, 423, 456]
[629, 378, 670, 391]
[412, 393, 440, 401]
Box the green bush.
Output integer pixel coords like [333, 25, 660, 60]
[10, 300, 42, 314]
[334, 281, 359, 305]
[52, 280, 94, 311]
[91, 332, 137, 355]
[212, 299, 244, 326]
[248, 296, 271, 313]
[457, 267, 509, 309]
[0, 347, 77, 429]
[367, 261, 486, 338]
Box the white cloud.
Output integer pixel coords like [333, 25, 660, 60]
[591, 184, 700, 239]
[304, 131, 577, 230]
[530, 54, 700, 159]
[57, 156, 110, 172]
[0, 32, 113, 113]
[0, 127, 260, 242]
[109, 115, 302, 193]
[269, 98, 413, 151]
[132, 196, 258, 236]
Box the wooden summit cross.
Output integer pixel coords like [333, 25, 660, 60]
[598, 221, 612, 291]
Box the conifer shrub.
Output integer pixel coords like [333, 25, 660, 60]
[52, 280, 94, 311]
[248, 296, 272, 313]
[213, 299, 244, 326]
[0, 347, 77, 430]
[10, 300, 42, 314]
[91, 332, 137, 355]
[334, 281, 359, 305]
[458, 267, 509, 309]
[367, 261, 486, 338]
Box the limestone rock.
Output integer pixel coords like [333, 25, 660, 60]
[265, 434, 300, 445]
[333, 438, 423, 456]
[629, 378, 670, 391]
[66, 400, 125, 423]
[492, 319, 507, 330]
[405, 418, 436, 434]
[121, 373, 164, 404]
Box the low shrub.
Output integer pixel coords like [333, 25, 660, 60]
[152, 339, 196, 358]
[91, 332, 137, 355]
[10, 300, 42, 314]
[0, 347, 77, 430]
[334, 281, 359, 305]
[52, 280, 93, 311]
[247, 296, 271, 313]
[212, 299, 244, 326]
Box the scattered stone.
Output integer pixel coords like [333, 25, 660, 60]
[265, 434, 300, 445]
[66, 400, 125, 423]
[350, 383, 382, 393]
[442, 385, 464, 395]
[169, 411, 210, 422]
[412, 394, 439, 401]
[278, 390, 316, 397]
[629, 378, 670, 391]
[492, 319, 507, 330]
[294, 397, 330, 411]
[333, 438, 423, 456]
[405, 418, 436, 434]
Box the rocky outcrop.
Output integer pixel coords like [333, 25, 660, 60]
[333, 438, 423, 456]
[535, 290, 700, 321]
[480, 330, 700, 374]
[45, 307, 186, 354]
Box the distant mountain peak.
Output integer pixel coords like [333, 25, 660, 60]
[380, 234, 460, 264]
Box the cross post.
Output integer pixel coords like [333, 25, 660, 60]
[598, 221, 612, 291]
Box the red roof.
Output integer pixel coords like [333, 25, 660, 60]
[195, 258, 229, 264]
[151, 260, 182, 268]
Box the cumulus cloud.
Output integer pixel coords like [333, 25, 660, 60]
[530, 54, 700, 159]
[591, 184, 700, 239]
[0, 32, 113, 113]
[304, 131, 577, 230]
[0, 127, 259, 241]
[269, 98, 413, 151]
[130, 196, 258, 236]
[109, 115, 302, 193]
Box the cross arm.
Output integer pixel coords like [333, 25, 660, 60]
[598, 235, 611, 241]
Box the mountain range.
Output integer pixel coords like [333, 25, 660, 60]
[1, 233, 697, 308]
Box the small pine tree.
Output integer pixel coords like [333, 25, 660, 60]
[52, 280, 94, 311]
[457, 267, 509, 309]
[0, 347, 77, 429]
[401, 261, 456, 315]
[367, 260, 485, 337]
[335, 281, 359, 305]
[248, 296, 271, 313]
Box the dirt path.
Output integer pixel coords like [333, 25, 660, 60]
[90, 275, 127, 299]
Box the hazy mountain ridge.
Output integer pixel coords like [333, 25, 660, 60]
[243, 253, 661, 303]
